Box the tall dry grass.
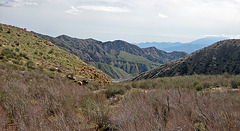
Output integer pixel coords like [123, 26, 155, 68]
[0, 62, 240, 130]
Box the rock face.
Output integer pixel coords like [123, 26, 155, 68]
[0, 23, 111, 84]
[35, 33, 187, 79]
[133, 39, 240, 80]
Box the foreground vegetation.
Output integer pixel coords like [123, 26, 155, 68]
[0, 61, 239, 130]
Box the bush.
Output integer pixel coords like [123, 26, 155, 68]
[231, 80, 239, 89]
[19, 53, 29, 59]
[1, 48, 17, 59]
[15, 48, 19, 52]
[12, 59, 22, 65]
[203, 82, 210, 89]
[48, 49, 54, 54]
[105, 84, 125, 98]
[49, 67, 56, 71]
[25, 60, 35, 69]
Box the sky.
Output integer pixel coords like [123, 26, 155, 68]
[0, 0, 240, 43]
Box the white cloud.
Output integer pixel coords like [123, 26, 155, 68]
[66, 6, 82, 15]
[66, 5, 130, 14]
[158, 13, 168, 18]
[203, 34, 240, 39]
[78, 5, 130, 12]
[0, 0, 38, 7]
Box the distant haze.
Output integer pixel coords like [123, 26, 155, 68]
[135, 37, 229, 53]
[0, 0, 240, 43]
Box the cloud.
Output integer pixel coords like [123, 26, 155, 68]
[78, 5, 130, 12]
[66, 5, 130, 14]
[0, 0, 38, 7]
[158, 13, 168, 18]
[203, 34, 240, 39]
[66, 6, 82, 15]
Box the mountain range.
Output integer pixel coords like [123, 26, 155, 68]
[135, 37, 228, 53]
[35, 33, 187, 80]
[133, 39, 240, 80]
[0, 23, 111, 85]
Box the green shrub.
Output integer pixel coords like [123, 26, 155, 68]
[12, 59, 21, 65]
[231, 80, 239, 89]
[19, 53, 29, 59]
[15, 48, 19, 52]
[105, 85, 125, 98]
[203, 82, 210, 89]
[1, 48, 17, 59]
[48, 49, 54, 54]
[25, 60, 35, 69]
[49, 67, 56, 71]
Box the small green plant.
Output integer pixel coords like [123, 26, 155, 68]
[49, 67, 56, 71]
[203, 82, 210, 89]
[19, 53, 29, 59]
[25, 60, 35, 69]
[1, 48, 17, 59]
[48, 49, 54, 54]
[15, 48, 19, 52]
[105, 84, 125, 98]
[231, 80, 239, 89]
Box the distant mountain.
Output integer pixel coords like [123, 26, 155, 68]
[135, 37, 228, 53]
[35, 33, 187, 80]
[133, 39, 240, 80]
[0, 23, 111, 84]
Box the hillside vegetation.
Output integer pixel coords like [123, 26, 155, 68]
[1, 62, 239, 130]
[1, 24, 239, 130]
[134, 39, 240, 80]
[0, 24, 111, 84]
[35, 33, 187, 79]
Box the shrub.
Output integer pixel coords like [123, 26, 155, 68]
[48, 49, 54, 54]
[15, 48, 19, 52]
[231, 80, 239, 89]
[12, 59, 22, 65]
[25, 60, 35, 69]
[203, 82, 210, 89]
[19, 53, 29, 59]
[105, 84, 125, 98]
[1, 48, 17, 59]
[49, 67, 56, 71]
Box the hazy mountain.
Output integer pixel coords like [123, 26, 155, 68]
[133, 39, 240, 80]
[0, 23, 111, 84]
[35, 33, 187, 80]
[135, 37, 229, 53]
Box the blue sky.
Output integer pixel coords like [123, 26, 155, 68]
[0, 0, 240, 43]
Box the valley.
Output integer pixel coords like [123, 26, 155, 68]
[0, 23, 239, 130]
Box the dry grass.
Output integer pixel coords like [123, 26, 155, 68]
[0, 62, 240, 130]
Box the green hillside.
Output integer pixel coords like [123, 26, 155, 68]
[0, 23, 111, 84]
[35, 33, 186, 80]
[89, 62, 131, 80]
[133, 39, 240, 80]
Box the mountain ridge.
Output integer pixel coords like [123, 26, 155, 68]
[133, 39, 240, 80]
[35, 33, 187, 80]
[135, 37, 229, 53]
[0, 23, 111, 84]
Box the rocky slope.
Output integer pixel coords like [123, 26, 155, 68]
[133, 39, 240, 80]
[0, 23, 111, 84]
